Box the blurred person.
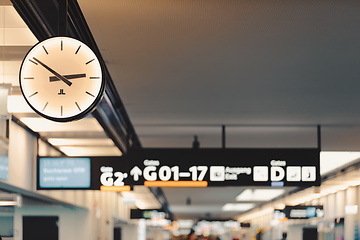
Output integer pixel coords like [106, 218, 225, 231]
[186, 229, 197, 240]
[256, 229, 263, 240]
[281, 232, 287, 240]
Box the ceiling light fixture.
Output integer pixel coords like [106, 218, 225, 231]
[20, 117, 104, 132]
[0, 194, 22, 207]
[59, 146, 122, 156]
[222, 203, 255, 212]
[48, 138, 114, 146]
[236, 189, 285, 201]
[0, 201, 17, 206]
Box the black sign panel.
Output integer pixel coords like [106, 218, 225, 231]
[38, 148, 320, 190]
[240, 222, 251, 228]
[274, 206, 324, 219]
[130, 209, 166, 219]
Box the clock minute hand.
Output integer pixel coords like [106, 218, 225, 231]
[49, 73, 86, 82]
[32, 57, 72, 86]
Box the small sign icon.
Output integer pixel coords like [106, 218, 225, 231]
[302, 166, 316, 181]
[287, 166, 301, 181]
[210, 166, 225, 181]
[253, 166, 268, 181]
[130, 166, 142, 181]
[58, 89, 65, 95]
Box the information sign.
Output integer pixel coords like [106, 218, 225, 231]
[38, 157, 91, 189]
[0, 156, 8, 180]
[274, 205, 324, 219]
[38, 148, 320, 190]
[130, 209, 166, 219]
[92, 148, 320, 189]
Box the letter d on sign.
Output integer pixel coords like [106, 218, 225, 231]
[271, 167, 285, 181]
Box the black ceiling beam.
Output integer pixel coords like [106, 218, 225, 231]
[11, 0, 142, 152]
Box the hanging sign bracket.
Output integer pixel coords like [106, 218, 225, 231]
[58, 0, 68, 36]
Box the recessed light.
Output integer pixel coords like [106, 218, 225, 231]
[236, 189, 285, 201]
[222, 203, 255, 212]
[20, 117, 103, 132]
[48, 138, 114, 146]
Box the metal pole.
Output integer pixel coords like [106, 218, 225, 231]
[317, 125, 321, 151]
[58, 0, 68, 36]
[222, 125, 226, 149]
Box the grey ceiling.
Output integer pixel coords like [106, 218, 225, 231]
[77, 0, 360, 219]
[78, 0, 360, 149]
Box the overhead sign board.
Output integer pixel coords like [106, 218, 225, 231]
[130, 209, 166, 219]
[92, 148, 320, 188]
[274, 206, 324, 220]
[38, 148, 320, 190]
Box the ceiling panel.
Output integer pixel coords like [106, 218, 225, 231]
[76, 0, 360, 219]
[135, 126, 221, 148]
[78, 0, 360, 150]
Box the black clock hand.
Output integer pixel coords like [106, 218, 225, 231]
[32, 57, 72, 86]
[49, 73, 86, 82]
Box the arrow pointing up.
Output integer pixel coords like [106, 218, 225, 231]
[130, 166, 142, 181]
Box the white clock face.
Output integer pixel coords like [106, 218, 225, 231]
[19, 37, 105, 122]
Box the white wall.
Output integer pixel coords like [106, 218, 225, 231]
[287, 224, 303, 240]
[13, 206, 90, 240]
[39, 190, 135, 240]
[8, 121, 36, 190]
[345, 187, 357, 240]
[121, 223, 138, 240]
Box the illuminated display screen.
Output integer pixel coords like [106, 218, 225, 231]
[0, 156, 8, 181]
[38, 157, 91, 189]
[274, 206, 324, 219]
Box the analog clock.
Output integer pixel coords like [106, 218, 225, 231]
[19, 36, 105, 122]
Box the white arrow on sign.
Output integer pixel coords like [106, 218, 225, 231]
[130, 166, 142, 181]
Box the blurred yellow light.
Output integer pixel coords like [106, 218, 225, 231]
[100, 185, 130, 192]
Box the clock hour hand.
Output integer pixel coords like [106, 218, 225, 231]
[49, 73, 86, 82]
[32, 57, 72, 86]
